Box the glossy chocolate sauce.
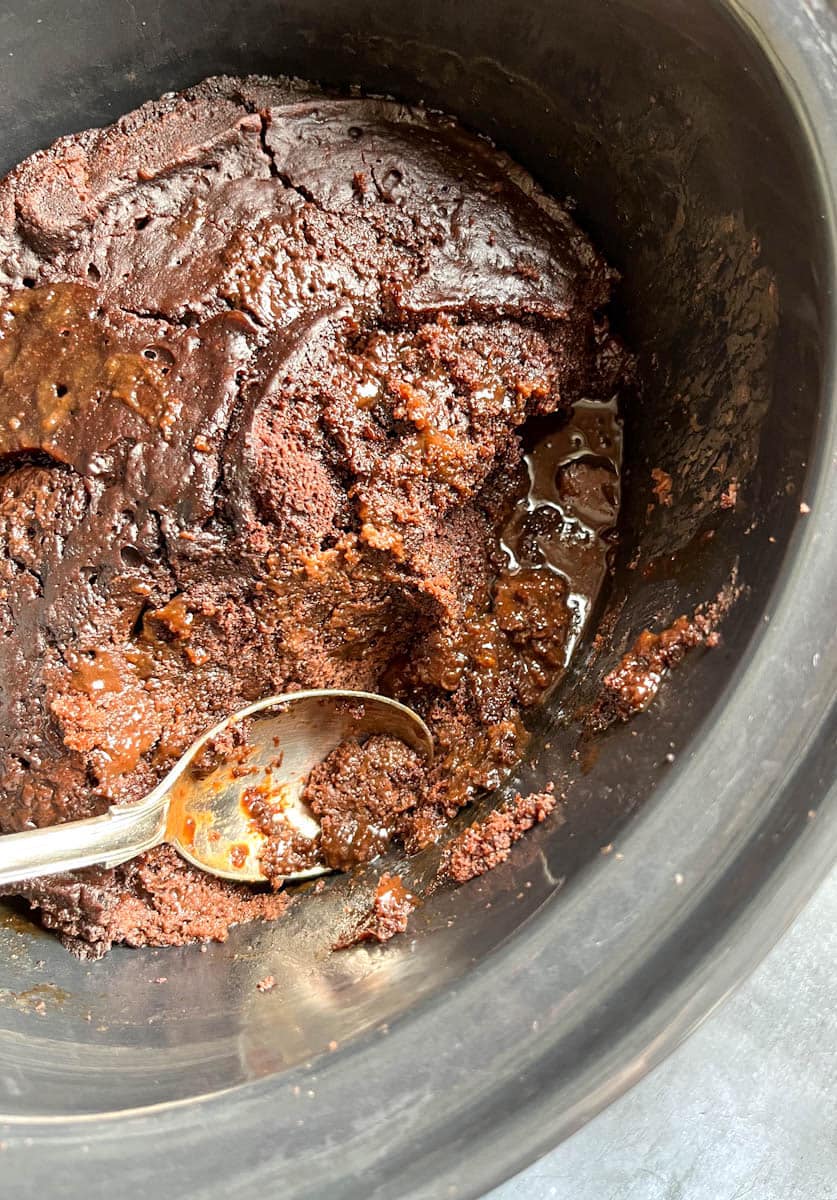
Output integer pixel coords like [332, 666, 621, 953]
[500, 397, 622, 669]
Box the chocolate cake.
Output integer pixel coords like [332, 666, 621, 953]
[0, 75, 629, 956]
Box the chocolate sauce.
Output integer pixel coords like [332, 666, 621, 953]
[500, 397, 622, 667]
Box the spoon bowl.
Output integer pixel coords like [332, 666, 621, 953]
[0, 690, 433, 889]
[165, 690, 435, 883]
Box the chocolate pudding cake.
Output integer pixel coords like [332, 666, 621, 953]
[0, 75, 630, 956]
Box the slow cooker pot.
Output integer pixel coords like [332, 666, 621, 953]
[0, 1, 835, 1197]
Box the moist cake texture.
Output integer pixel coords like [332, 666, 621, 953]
[0, 76, 628, 956]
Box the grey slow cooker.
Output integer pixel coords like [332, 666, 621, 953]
[0, 1, 835, 1197]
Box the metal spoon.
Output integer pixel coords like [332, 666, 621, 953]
[0, 690, 433, 889]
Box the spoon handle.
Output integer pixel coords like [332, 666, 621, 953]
[0, 794, 168, 887]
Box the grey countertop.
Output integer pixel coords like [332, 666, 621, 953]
[488, 867, 837, 1200]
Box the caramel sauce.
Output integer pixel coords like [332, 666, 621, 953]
[97, 721, 159, 781]
[229, 843, 249, 868]
[67, 648, 123, 696]
[0, 283, 179, 452]
[148, 595, 195, 640]
[182, 815, 197, 847]
[374, 873, 413, 907]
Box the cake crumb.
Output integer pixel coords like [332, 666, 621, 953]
[443, 787, 561, 884]
[333, 874, 417, 949]
[585, 587, 732, 734]
[256, 974, 276, 993]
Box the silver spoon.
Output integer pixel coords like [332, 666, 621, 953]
[0, 690, 433, 889]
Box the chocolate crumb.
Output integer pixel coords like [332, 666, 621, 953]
[443, 789, 560, 884]
[333, 874, 418, 948]
[585, 600, 727, 734]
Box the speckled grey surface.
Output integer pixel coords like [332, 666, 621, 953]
[488, 867, 837, 1200]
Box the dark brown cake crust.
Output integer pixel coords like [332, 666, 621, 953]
[0, 75, 627, 955]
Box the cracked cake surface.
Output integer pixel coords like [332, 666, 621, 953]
[0, 75, 628, 956]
